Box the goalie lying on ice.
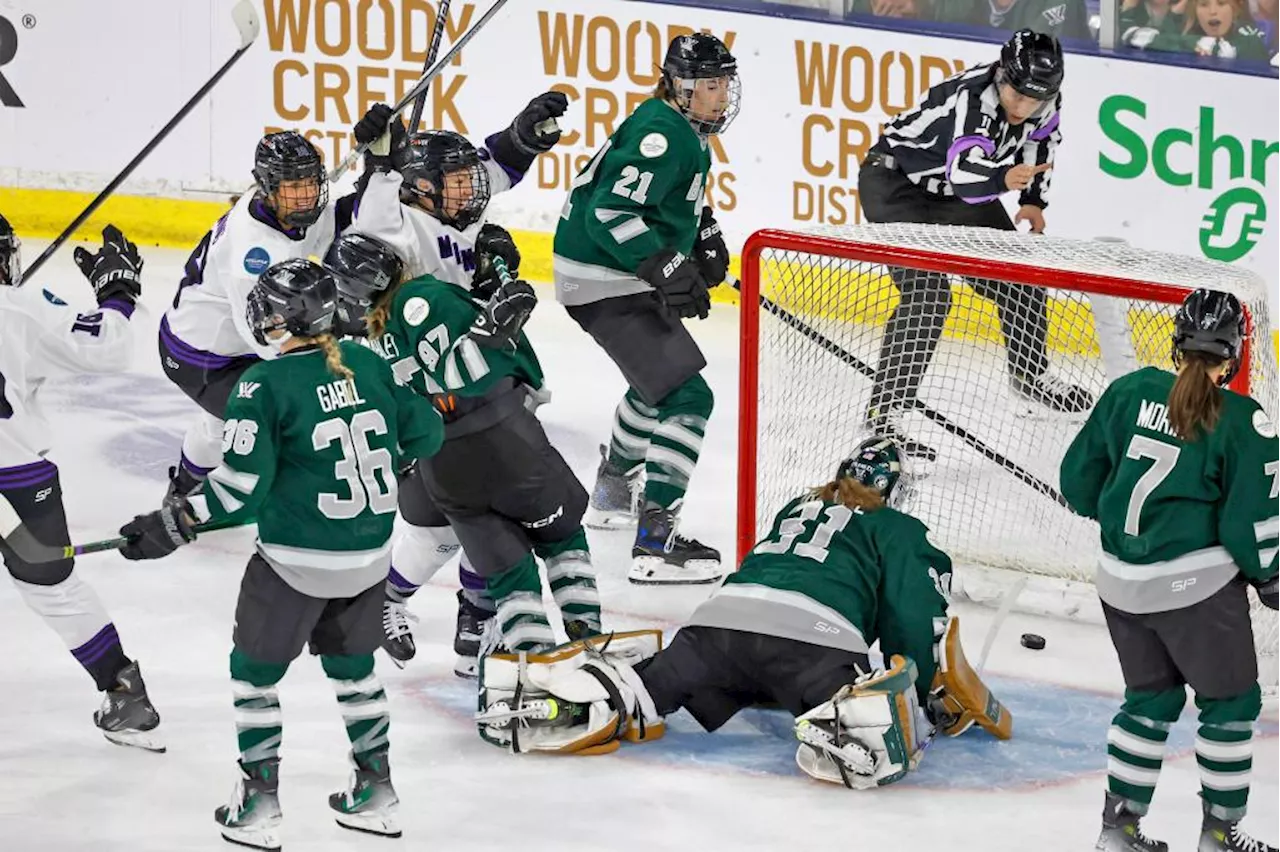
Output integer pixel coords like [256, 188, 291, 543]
[476, 437, 1013, 789]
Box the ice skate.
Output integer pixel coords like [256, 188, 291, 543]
[1095, 792, 1168, 852]
[329, 749, 400, 838]
[584, 445, 642, 530]
[454, 589, 495, 678]
[380, 596, 417, 669]
[94, 660, 164, 753]
[1011, 368, 1093, 414]
[215, 759, 282, 851]
[1199, 799, 1277, 852]
[629, 502, 722, 585]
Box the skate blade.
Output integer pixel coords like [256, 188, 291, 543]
[381, 648, 409, 670]
[628, 557, 723, 586]
[334, 809, 401, 838]
[220, 825, 282, 851]
[102, 727, 166, 753]
[584, 507, 637, 531]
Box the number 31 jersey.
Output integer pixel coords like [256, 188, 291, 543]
[1061, 366, 1279, 614]
[199, 341, 443, 598]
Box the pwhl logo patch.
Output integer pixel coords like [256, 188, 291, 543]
[0, 16, 23, 107]
[1098, 95, 1276, 263]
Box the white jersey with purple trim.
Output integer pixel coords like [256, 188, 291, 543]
[0, 282, 136, 469]
[162, 192, 339, 361]
[873, 62, 1060, 208]
[347, 147, 516, 289]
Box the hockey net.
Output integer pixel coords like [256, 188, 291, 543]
[736, 224, 1278, 695]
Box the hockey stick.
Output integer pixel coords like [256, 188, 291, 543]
[329, 0, 513, 182]
[975, 575, 1028, 677]
[22, 0, 261, 282]
[407, 0, 453, 134]
[732, 277, 1070, 508]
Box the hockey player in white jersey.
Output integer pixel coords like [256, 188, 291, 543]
[0, 216, 162, 751]
[338, 94, 566, 676]
[158, 115, 390, 506]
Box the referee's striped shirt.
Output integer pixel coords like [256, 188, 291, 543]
[872, 63, 1061, 208]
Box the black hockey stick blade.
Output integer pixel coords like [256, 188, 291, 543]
[407, 0, 453, 134]
[732, 276, 1071, 509]
[22, 0, 261, 283]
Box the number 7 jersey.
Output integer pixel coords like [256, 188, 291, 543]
[198, 341, 444, 598]
[1061, 366, 1279, 614]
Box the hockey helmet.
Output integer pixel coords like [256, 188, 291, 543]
[247, 258, 338, 348]
[835, 436, 916, 511]
[323, 232, 405, 338]
[393, 130, 491, 231]
[0, 213, 20, 287]
[252, 131, 329, 230]
[661, 33, 741, 136]
[1172, 288, 1247, 385]
[998, 30, 1064, 101]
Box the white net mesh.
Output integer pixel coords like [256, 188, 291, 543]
[742, 223, 1278, 691]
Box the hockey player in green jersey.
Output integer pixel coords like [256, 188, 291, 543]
[475, 437, 1013, 788]
[1061, 289, 1278, 852]
[118, 259, 445, 850]
[329, 232, 602, 658]
[553, 33, 740, 585]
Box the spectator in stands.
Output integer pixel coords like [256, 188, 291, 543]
[1251, 0, 1278, 51]
[1120, 0, 1186, 45]
[1132, 0, 1270, 59]
[848, 0, 933, 18]
[937, 0, 1094, 39]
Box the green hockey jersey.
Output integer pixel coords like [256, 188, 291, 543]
[1061, 366, 1279, 614]
[201, 341, 444, 598]
[686, 494, 953, 700]
[552, 97, 712, 306]
[370, 275, 543, 409]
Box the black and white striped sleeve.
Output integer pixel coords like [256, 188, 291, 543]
[943, 91, 1009, 204]
[1017, 96, 1061, 210]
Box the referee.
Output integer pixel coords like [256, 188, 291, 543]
[859, 29, 1091, 460]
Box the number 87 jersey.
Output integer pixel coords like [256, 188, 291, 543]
[197, 341, 444, 599]
[1060, 366, 1279, 615]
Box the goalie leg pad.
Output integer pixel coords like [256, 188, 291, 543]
[793, 655, 928, 790]
[929, 616, 1013, 740]
[476, 630, 663, 754]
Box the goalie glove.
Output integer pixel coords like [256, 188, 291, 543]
[476, 630, 664, 754]
[927, 615, 1013, 740]
[793, 655, 930, 790]
[469, 277, 537, 351]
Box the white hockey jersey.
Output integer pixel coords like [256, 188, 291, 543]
[0, 284, 135, 471]
[348, 151, 515, 287]
[162, 193, 341, 361]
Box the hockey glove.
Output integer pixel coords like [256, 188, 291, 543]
[510, 91, 568, 155]
[353, 102, 407, 170]
[472, 223, 522, 300]
[470, 278, 538, 351]
[74, 224, 143, 308]
[1255, 576, 1278, 611]
[637, 249, 711, 321]
[692, 206, 729, 286]
[118, 502, 197, 561]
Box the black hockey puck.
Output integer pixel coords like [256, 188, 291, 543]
[1020, 633, 1046, 650]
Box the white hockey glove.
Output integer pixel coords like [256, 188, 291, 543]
[794, 655, 931, 790]
[476, 630, 664, 754]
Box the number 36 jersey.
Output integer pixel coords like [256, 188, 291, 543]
[1061, 366, 1279, 614]
[198, 341, 443, 598]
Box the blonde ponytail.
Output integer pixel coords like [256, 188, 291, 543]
[808, 477, 884, 512]
[366, 283, 400, 340]
[314, 333, 354, 382]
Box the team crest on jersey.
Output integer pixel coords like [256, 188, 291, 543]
[1253, 409, 1276, 439]
[41, 289, 68, 306]
[1042, 4, 1067, 25]
[236, 381, 261, 400]
[243, 247, 271, 275]
[403, 296, 430, 326]
[639, 132, 668, 158]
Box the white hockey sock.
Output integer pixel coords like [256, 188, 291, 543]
[388, 524, 461, 598]
[12, 573, 127, 688]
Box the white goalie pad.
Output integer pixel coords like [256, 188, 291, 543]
[475, 630, 664, 754]
[793, 655, 931, 790]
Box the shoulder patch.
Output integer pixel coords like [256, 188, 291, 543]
[236, 380, 262, 400]
[639, 132, 668, 159]
[243, 247, 271, 276]
[1252, 408, 1276, 439]
[41, 289, 68, 306]
[402, 296, 430, 327]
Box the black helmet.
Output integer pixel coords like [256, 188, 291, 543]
[393, 130, 491, 231]
[323, 233, 404, 338]
[661, 33, 741, 136]
[246, 258, 338, 347]
[0, 213, 19, 288]
[835, 436, 915, 511]
[1173, 288, 1247, 384]
[252, 131, 329, 230]
[999, 30, 1064, 101]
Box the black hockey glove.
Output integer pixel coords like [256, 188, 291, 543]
[74, 224, 143, 308]
[472, 223, 522, 300]
[353, 102, 407, 170]
[637, 248, 711, 321]
[1255, 576, 1278, 611]
[118, 502, 197, 561]
[510, 91, 568, 155]
[470, 278, 538, 351]
[692, 206, 729, 286]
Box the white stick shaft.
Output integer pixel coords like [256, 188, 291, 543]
[975, 575, 1027, 677]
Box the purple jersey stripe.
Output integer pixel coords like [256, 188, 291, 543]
[483, 134, 526, 186]
[945, 134, 997, 183]
[1029, 112, 1059, 142]
[179, 453, 216, 477]
[159, 316, 242, 369]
